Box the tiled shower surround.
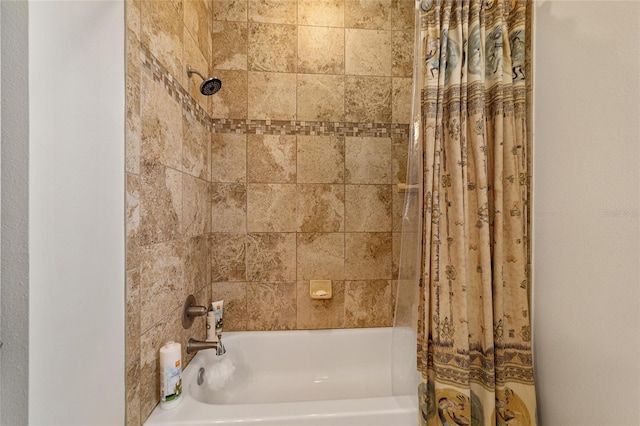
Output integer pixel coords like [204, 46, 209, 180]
[125, 0, 414, 423]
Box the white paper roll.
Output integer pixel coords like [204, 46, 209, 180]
[159, 341, 182, 410]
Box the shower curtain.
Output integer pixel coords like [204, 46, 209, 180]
[413, 0, 537, 424]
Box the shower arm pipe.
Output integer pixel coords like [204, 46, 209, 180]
[187, 67, 206, 81]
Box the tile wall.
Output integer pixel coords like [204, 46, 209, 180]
[125, 0, 414, 424]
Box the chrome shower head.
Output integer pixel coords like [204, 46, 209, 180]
[187, 66, 222, 96]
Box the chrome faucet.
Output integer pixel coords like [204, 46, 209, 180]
[187, 337, 226, 356]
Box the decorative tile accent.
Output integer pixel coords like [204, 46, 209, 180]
[297, 184, 345, 233]
[247, 134, 296, 183]
[298, 0, 344, 27]
[211, 21, 248, 70]
[246, 282, 297, 330]
[345, 0, 391, 30]
[246, 233, 296, 281]
[248, 23, 296, 72]
[345, 232, 392, 279]
[210, 233, 247, 281]
[345, 29, 392, 76]
[297, 26, 344, 74]
[345, 185, 392, 232]
[296, 280, 345, 329]
[345, 136, 392, 184]
[246, 183, 297, 232]
[297, 233, 345, 280]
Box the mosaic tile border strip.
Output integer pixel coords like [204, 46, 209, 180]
[140, 45, 411, 140]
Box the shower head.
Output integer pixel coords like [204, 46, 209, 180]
[187, 66, 222, 96]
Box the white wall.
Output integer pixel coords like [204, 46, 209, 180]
[533, 1, 640, 424]
[29, 1, 125, 424]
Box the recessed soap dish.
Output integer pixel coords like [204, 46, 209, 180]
[310, 280, 332, 299]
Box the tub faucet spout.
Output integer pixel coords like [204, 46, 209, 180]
[187, 337, 226, 355]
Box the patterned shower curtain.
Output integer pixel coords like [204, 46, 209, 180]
[416, 0, 536, 424]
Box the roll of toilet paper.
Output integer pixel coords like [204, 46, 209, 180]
[159, 341, 183, 410]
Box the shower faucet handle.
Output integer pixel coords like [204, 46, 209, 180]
[182, 294, 208, 329]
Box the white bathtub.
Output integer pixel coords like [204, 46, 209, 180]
[144, 327, 419, 426]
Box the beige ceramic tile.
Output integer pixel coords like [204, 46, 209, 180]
[210, 233, 247, 282]
[392, 232, 401, 279]
[247, 134, 296, 183]
[345, 232, 392, 279]
[391, 0, 414, 31]
[298, 0, 344, 27]
[392, 30, 413, 77]
[345, 136, 391, 184]
[184, 235, 210, 296]
[392, 77, 412, 123]
[126, 30, 141, 175]
[246, 282, 297, 330]
[213, 0, 248, 21]
[297, 74, 345, 122]
[141, 0, 184, 87]
[392, 183, 405, 232]
[126, 173, 141, 269]
[345, 29, 392, 76]
[344, 280, 393, 327]
[296, 233, 345, 280]
[345, 185, 392, 232]
[345, 0, 391, 29]
[345, 76, 392, 122]
[248, 23, 296, 72]
[182, 112, 210, 180]
[211, 133, 246, 182]
[211, 183, 247, 232]
[126, 269, 141, 370]
[392, 136, 408, 184]
[246, 183, 297, 232]
[211, 282, 248, 331]
[296, 280, 345, 329]
[139, 159, 182, 245]
[184, 28, 211, 112]
[210, 70, 248, 119]
[139, 239, 185, 333]
[297, 135, 345, 183]
[126, 0, 142, 39]
[184, 0, 212, 63]
[183, 174, 210, 237]
[248, 0, 296, 24]
[246, 233, 296, 281]
[212, 21, 248, 70]
[125, 360, 141, 426]
[140, 71, 182, 171]
[297, 26, 344, 74]
[297, 184, 345, 233]
[248, 72, 296, 120]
